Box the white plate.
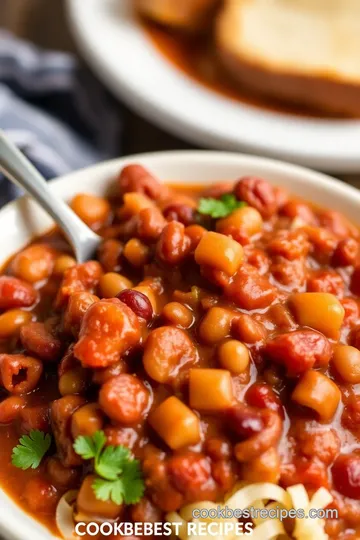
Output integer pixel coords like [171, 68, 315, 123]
[1, 150, 360, 540]
[66, 0, 360, 173]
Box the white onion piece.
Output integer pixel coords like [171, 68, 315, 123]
[55, 490, 79, 540]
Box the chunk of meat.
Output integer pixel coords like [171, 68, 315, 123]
[0, 276, 37, 310]
[225, 264, 277, 310]
[264, 330, 332, 376]
[63, 291, 99, 337]
[55, 261, 102, 308]
[99, 374, 150, 424]
[74, 299, 140, 368]
[167, 452, 217, 502]
[20, 322, 63, 362]
[51, 395, 85, 467]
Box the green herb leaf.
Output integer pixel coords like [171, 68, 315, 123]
[96, 445, 132, 481]
[11, 430, 51, 470]
[92, 477, 125, 506]
[74, 431, 144, 505]
[198, 194, 246, 219]
[73, 430, 106, 460]
[121, 459, 145, 504]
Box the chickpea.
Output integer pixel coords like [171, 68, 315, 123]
[217, 339, 250, 374]
[195, 232, 244, 275]
[289, 292, 345, 339]
[71, 193, 110, 227]
[11, 244, 55, 283]
[162, 302, 193, 328]
[53, 255, 76, 276]
[198, 307, 233, 344]
[71, 403, 104, 439]
[59, 366, 88, 396]
[99, 272, 133, 298]
[123, 238, 150, 267]
[332, 345, 360, 383]
[0, 309, 32, 338]
[292, 370, 341, 422]
[217, 207, 263, 237]
[149, 396, 201, 450]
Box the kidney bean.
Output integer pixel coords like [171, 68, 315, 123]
[332, 454, 360, 500]
[97, 239, 123, 273]
[246, 382, 283, 417]
[0, 354, 43, 394]
[20, 322, 62, 362]
[20, 405, 50, 432]
[51, 395, 85, 467]
[234, 176, 277, 218]
[0, 396, 26, 424]
[117, 289, 153, 322]
[0, 276, 37, 310]
[143, 326, 197, 383]
[225, 405, 264, 440]
[307, 270, 344, 296]
[167, 452, 217, 502]
[117, 164, 165, 200]
[163, 204, 195, 226]
[74, 299, 140, 368]
[264, 330, 332, 376]
[225, 264, 277, 310]
[137, 207, 167, 241]
[157, 221, 191, 265]
[305, 226, 338, 263]
[333, 238, 359, 267]
[55, 261, 102, 308]
[229, 407, 282, 462]
[268, 230, 310, 261]
[99, 374, 150, 424]
[23, 477, 58, 513]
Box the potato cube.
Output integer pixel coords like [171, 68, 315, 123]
[189, 369, 234, 411]
[194, 232, 243, 275]
[149, 396, 200, 449]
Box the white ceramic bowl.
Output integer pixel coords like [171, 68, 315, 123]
[1, 150, 360, 540]
[66, 0, 360, 172]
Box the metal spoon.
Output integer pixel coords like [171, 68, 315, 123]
[0, 130, 101, 263]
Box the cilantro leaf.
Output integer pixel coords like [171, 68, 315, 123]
[11, 430, 51, 470]
[121, 459, 145, 504]
[73, 430, 106, 460]
[198, 194, 246, 219]
[96, 445, 132, 481]
[74, 431, 145, 506]
[92, 477, 124, 505]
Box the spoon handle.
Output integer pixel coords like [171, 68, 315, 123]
[0, 130, 99, 263]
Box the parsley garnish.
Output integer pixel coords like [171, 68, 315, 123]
[198, 194, 246, 219]
[11, 430, 52, 470]
[74, 430, 144, 505]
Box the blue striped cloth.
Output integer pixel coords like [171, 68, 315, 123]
[0, 31, 123, 206]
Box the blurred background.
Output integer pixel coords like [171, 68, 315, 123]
[1, 0, 360, 206]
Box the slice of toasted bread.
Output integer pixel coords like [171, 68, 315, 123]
[135, 0, 218, 31]
[216, 0, 360, 115]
